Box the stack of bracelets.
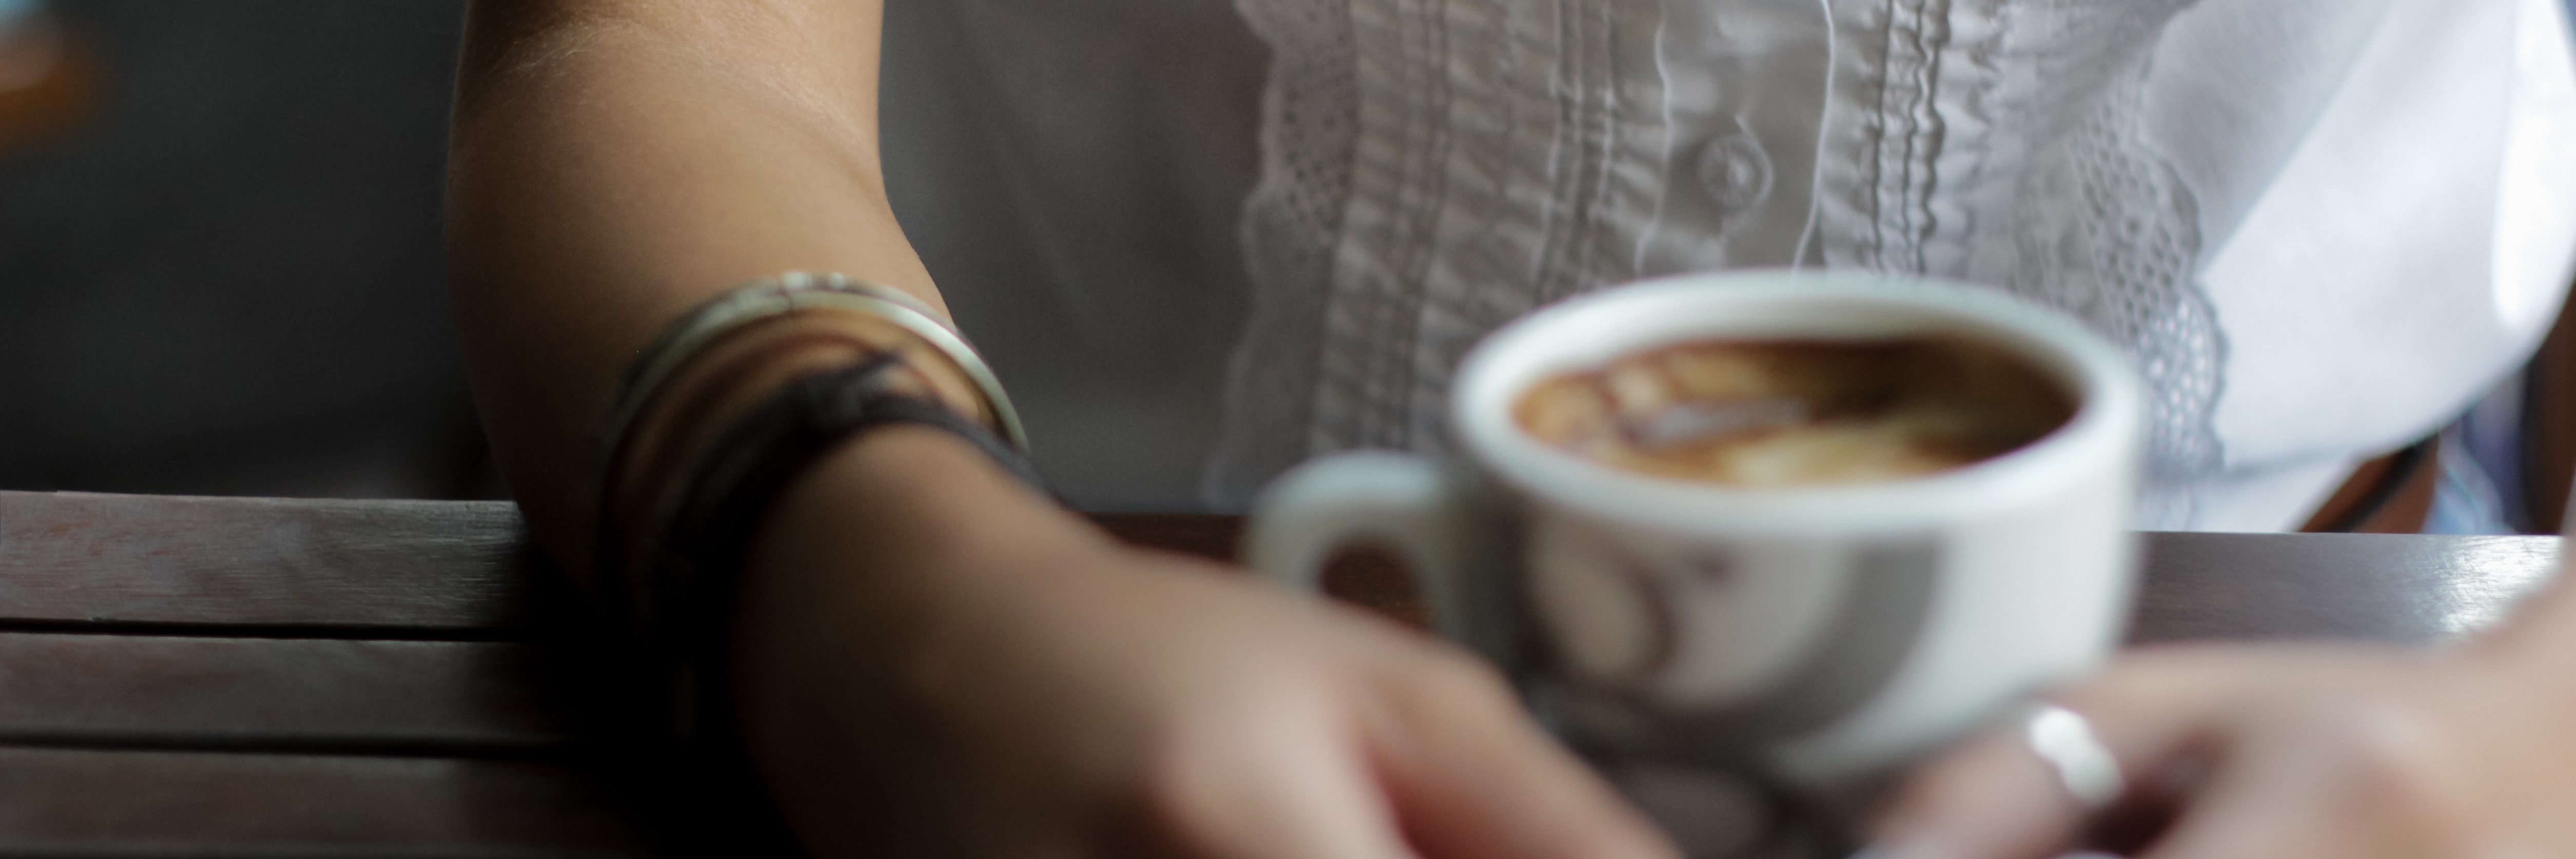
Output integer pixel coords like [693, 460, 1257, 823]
[588, 272, 1045, 747]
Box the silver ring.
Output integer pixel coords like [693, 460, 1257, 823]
[2025, 704, 2125, 810]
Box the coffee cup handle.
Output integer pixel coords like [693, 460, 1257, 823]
[1244, 452, 1493, 653]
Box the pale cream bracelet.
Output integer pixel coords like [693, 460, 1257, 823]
[583, 274, 1039, 746]
[588, 274, 1032, 595]
[592, 271, 1029, 498]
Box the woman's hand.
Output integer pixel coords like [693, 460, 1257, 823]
[1872, 639, 2576, 859]
[728, 428, 1679, 859]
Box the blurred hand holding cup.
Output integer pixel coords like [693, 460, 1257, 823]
[1247, 270, 2146, 855]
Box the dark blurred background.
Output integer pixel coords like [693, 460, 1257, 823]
[20, 1, 2560, 522]
[0, 0, 482, 498]
[0, 0, 1258, 511]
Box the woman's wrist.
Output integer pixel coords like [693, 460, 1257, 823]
[595, 310, 1001, 582]
[723, 425, 1105, 791]
[731, 424, 1091, 645]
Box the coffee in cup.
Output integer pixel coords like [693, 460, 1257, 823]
[1513, 337, 2077, 487]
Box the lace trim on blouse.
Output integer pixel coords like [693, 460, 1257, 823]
[1210, 0, 2229, 506]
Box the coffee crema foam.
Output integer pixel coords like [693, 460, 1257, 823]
[1513, 337, 2076, 486]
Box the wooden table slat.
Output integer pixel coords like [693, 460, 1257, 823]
[2131, 533, 2561, 647]
[0, 748, 646, 857]
[0, 634, 568, 753]
[1099, 514, 2568, 648]
[0, 492, 533, 633]
[6, 498, 2560, 648]
[0, 531, 2544, 760]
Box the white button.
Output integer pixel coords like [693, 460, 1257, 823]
[1696, 132, 1775, 216]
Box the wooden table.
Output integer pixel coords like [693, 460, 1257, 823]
[0, 490, 2559, 856]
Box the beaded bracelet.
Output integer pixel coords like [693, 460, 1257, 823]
[594, 272, 1028, 494]
[641, 355, 1043, 735]
[605, 354, 1043, 850]
[589, 274, 1033, 616]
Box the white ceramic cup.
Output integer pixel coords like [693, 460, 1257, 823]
[1246, 270, 2145, 787]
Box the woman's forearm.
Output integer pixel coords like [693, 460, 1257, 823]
[447, 0, 938, 568]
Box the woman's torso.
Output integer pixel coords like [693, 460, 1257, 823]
[883, 0, 2576, 528]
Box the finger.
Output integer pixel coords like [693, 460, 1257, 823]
[2140, 697, 2445, 859]
[1865, 723, 2089, 859]
[2139, 796, 2349, 859]
[1364, 660, 1680, 859]
[2136, 752, 2355, 859]
[1871, 648, 2300, 859]
[1141, 697, 1419, 859]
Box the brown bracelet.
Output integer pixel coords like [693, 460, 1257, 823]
[599, 352, 1049, 850]
[629, 354, 1042, 736]
[578, 275, 1040, 849]
[589, 274, 1029, 582]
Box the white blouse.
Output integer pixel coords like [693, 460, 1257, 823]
[882, 0, 2576, 530]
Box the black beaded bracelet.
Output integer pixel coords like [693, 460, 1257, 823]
[580, 276, 1045, 849]
[636, 354, 1045, 737]
[588, 274, 1033, 637]
[601, 354, 1045, 853]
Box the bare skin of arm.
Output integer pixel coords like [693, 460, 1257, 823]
[446, 2, 1677, 856]
[448, 0, 932, 558]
